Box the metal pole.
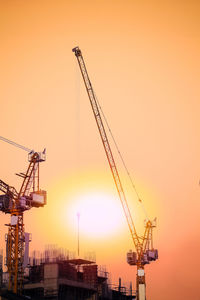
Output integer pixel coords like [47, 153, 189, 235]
[77, 212, 80, 257]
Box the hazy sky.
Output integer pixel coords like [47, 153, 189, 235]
[0, 1, 200, 299]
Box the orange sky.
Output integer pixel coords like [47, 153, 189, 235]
[0, 1, 200, 299]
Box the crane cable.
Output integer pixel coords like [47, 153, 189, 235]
[94, 94, 149, 220]
[0, 136, 33, 153]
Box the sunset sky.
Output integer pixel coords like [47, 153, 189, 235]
[0, 1, 200, 299]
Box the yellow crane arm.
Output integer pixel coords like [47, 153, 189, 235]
[72, 46, 142, 253]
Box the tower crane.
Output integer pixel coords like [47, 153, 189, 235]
[72, 47, 158, 300]
[0, 136, 47, 294]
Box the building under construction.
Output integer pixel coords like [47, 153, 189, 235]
[0, 247, 136, 300]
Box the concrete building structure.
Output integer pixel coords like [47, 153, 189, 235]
[0, 247, 136, 300]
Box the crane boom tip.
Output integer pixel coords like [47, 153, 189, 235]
[72, 47, 82, 57]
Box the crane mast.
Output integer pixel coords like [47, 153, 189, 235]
[7, 152, 45, 293]
[73, 47, 158, 300]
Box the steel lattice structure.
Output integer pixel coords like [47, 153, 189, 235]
[73, 47, 158, 300]
[0, 143, 47, 294]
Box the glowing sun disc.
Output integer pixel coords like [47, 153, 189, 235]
[67, 192, 123, 239]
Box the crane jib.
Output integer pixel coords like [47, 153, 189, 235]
[73, 46, 158, 300]
[73, 47, 142, 251]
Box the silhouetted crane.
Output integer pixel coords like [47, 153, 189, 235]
[73, 47, 158, 300]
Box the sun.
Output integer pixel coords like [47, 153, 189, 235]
[66, 191, 124, 239]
